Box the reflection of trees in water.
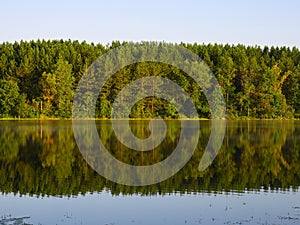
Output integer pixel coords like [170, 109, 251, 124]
[0, 120, 299, 197]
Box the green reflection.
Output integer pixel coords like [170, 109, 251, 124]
[0, 120, 299, 197]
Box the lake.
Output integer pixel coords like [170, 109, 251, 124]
[0, 120, 299, 225]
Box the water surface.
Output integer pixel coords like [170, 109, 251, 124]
[0, 120, 299, 224]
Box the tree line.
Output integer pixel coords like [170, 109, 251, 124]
[0, 40, 300, 119]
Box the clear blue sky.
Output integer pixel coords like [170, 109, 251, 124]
[1, 0, 300, 47]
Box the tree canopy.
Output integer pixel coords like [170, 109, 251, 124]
[0, 40, 300, 119]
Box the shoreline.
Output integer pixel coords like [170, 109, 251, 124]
[0, 117, 299, 121]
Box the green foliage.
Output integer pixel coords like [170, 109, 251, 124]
[0, 78, 20, 117]
[0, 40, 300, 118]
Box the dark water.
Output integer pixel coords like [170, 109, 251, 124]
[0, 120, 299, 225]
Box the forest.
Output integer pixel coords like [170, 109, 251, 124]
[0, 40, 300, 119]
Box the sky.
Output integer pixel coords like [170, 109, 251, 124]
[1, 0, 300, 47]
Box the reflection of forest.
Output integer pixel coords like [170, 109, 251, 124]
[0, 120, 299, 197]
